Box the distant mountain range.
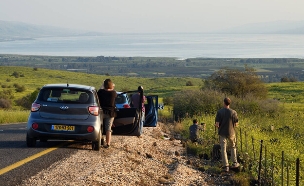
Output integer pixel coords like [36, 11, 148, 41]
[0, 20, 304, 41]
[0, 20, 101, 41]
[216, 20, 304, 34]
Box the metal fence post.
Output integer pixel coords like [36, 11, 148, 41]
[258, 140, 263, 186]
[281, 151, 284, 186]
[265, 145, 267, 184]
[296, 158, 299, 186]
[271, 153, 274, 186]
[252, 137, 256, 160]
[240, 128, 243, 153]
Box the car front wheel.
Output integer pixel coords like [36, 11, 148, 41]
[26, 134, 36, 147]
[92, 130, 101, 151]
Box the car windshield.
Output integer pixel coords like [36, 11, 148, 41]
[38, 88, 92, 103]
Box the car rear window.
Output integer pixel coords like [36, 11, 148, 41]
[38, 88, 92, 104]
[115, 94, 128, 104]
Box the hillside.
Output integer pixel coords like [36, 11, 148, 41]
[0, 66, 203, 100]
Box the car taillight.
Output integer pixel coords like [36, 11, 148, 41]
[87, 126, 94, 133]
[31, 103, 41, 112]
[32, 123, 39, 130]
[88, 106, 99, 116]
[123, 104, 130, 108]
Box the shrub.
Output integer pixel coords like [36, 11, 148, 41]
[186, 81, 194, 86]
[163, 96, 173, 105]
[13, 83, 26, 92]
[173, 89, 279, 120]
[11, 71, 20, 78]
[0, 90, 14, 100]
[173, 89, 223, 120]
[0, 98, 12, 109]
[15, 89, 39, 109]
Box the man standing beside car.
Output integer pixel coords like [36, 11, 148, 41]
[131, 86, 146, 135]
[215, 97, 240, 172]
[97, 79, 117, 148]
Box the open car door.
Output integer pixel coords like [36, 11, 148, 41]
[111, 107, 141, 136]
[144, 95, 158, 127]
[102, 89, 159, 136]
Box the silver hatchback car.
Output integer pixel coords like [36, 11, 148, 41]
[26, 84, 103, 150]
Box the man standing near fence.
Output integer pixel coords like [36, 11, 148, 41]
[215, 97, 240, 172]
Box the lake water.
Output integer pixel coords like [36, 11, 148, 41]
[1, 33, 304, 58]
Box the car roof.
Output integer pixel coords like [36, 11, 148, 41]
[42, 84, 95, 91]
[116, 91, 125, 94]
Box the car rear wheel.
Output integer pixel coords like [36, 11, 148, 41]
[26, 134, 36, 147]
[92, 130, 101, 151]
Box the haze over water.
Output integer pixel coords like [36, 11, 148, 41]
[1, 33, 304, 59]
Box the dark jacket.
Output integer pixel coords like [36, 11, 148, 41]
[97, 89, 117, 117]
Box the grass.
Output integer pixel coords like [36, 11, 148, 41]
[175, 107, 304, 185]
[0, 110, 29, 124]
[0, 66, 203, 101]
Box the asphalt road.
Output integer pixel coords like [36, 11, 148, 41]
[0, 123, 80, 186]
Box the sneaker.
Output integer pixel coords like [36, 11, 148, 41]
[232, 162, 240, 168]
[222, 166, 229, 172]
[103, 144, 110, 149]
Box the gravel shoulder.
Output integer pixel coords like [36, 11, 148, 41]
[20, 124, 211, 186]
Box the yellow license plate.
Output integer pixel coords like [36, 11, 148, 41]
[52, 125, 75, 131]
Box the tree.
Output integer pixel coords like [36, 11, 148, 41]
[205, 66, 268, 98]
[281, 76, 289, 82]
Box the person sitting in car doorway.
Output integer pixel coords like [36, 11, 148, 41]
[189, 119, 204, 143]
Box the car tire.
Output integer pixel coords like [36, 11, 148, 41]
[26, 134, 36, 147]
[92, 130, 101, 151]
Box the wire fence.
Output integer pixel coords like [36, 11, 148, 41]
[237, 127, 303, 186]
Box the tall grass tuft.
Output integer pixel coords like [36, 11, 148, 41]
[0, 110, 29, 124]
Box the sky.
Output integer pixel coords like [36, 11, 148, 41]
[0, 0, 304, 33]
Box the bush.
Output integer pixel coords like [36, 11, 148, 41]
[163, 96, 173, 105]
[173, 89, 223, 120]
[0, 98, 12, 109]
[11, 71, 20, 78]
[186, 81, 194, 86]
[15, 89, 39, 109]
[13, 83, 26, 92]
[173, 89, 279, 121]
[0, 90, 14, 100]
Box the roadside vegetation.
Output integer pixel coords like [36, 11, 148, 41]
[163, 67, 303, 185]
